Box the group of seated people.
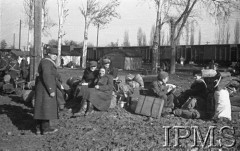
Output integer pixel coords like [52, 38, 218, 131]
[0, 54, 29, 94]
[67, 59, 236, 122]
[162, 62, 234, 122]
[71, 58, 119, 116]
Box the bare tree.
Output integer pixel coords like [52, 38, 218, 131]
[185, 21, 190, 45]
[79, 0, 120, 68]
[142, 32, 147, 46]
[226, 23, 230, 44]
[106, 41, 118, 47]
[42, 0, 56, 36]
[198, 28, 201, 45]
[0, 40, 7, 49]
[190, 20, 195, 45]
[56, 0, 69, 66]
[137, 27, 143, 46]
[160, 31, 165, 45]
[48, 39, 58, 46]
[151, 0, 171, 73]
[149, 24, 155, 45]
[23, 0, 34, 52]
[23, 0, 55, 52]
[23, 0, 56, 54]
[122, 30, 130, 46]
[234, 20, 240, 44]
[167, 0, 239, 74]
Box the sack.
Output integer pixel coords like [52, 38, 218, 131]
[2, 83, 15, 94]
[201, 69, 217, 77]
[214, 89, 231, 120]
[181, 97, 197, 110]
[133, 74, 144, 87]
[22, 90, 35, 102]
[134, 95, 164, 119]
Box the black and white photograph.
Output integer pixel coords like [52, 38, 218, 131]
[0, 0, 240, 150]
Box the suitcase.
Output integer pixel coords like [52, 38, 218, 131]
[134, 95, 164, 119]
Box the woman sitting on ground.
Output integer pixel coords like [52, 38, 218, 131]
[85, 67, 114, 115]
[73, 61, 98, 116]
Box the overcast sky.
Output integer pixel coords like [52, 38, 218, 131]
[0, 0, 239, 50]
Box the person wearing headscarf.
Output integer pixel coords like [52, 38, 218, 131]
[73, 61, 98, 116]
[34, 47, 62, 135]
[102, 58, 118, 80]
[85, 67, 113, 115]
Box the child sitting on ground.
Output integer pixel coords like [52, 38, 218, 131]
[150, 71, 176, 115]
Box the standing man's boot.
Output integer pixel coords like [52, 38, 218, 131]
[42, 120, 58, 135]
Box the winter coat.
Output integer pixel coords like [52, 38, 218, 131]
[150, 80, 175, 108]
[183, 78, 208, 100]
[88, 74, 113, 111]
[82, 67, 99, 88]
[34, 56, 60, 120]
[150, 80, 169, 100]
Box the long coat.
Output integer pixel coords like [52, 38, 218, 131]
[34, 56, 59, 120]
[88, 75, 113, 111]
[150, 80, 174, 108]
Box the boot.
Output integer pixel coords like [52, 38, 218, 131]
[35, 120, 41, 135]
[73, 100, 87, 116]
[42, 120, 58, 135]
[85, 101, 94, 116]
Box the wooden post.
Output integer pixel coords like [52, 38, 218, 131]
[30, 0, 42, 81]
[19, 20, 22, 50]
[96, 24, 99, 47]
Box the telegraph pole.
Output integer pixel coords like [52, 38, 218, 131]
[19, 19, 22, 50]
[30, 0, 42, 81]
[96, 24, 99, 47]
[13, 33, 15, 48]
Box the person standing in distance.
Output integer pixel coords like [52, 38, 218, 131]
[34, 47, 59, 135]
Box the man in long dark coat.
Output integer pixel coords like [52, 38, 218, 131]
[34, 47, 60, 135]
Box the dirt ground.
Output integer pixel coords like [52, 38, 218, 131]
[0, 68, 240, 151]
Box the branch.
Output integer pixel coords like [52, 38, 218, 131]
[174, 0, 198, 41]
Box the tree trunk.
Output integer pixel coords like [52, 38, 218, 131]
[152, 1, 160, 74]
[56, 0, 64, 67]
[57, 31, 62, 67]
[82, 21, 89, 69]
[170, 19, 176, 74]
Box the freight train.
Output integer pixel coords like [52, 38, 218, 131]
[84, 44, 240, 67]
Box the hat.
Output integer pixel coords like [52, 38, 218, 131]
[89, 61, 97, 67]
[157, 71, 169, 80]
[47, 47, 58, 55]
[102, 58, 110, 64]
